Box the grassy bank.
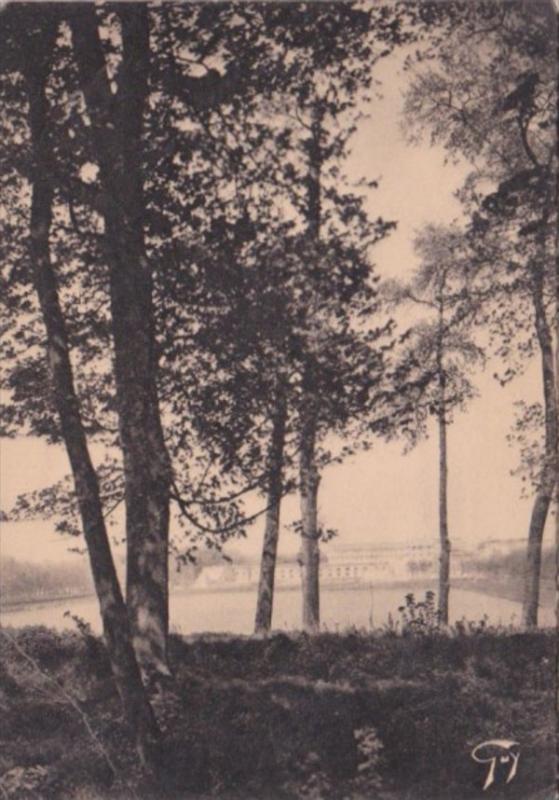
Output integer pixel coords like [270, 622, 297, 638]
[0, 624, 555, 800]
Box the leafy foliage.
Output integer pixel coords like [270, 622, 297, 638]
[403, 0, 557, 474]
[0, 3, 414, 566]
[382, 223, 484, 445]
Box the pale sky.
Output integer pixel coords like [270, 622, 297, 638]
[0, 47, 552, 566]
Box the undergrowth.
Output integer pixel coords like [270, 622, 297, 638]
[0, 612, 555, 800]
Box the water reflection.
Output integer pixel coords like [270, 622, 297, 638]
[2, 585, 554, 634]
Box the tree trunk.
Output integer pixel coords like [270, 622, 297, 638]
[555, 281, 559, 629]
[297, 104, 323, 635]
[555, 459, 558, 628]
[521, 263, 558, 628]
[438, 408, 451, 625]
[522, 490, 553, 627]
[436, 309, 451, 625]
[69, 5, 172, 674]
[22, 26, 160, 770]
[254, 394, 287, 634]
[299, 394, 321, 633]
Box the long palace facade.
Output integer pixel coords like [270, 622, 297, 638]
[190, 539, 509, 592]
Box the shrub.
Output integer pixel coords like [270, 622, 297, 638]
[397, 591, 441, 633]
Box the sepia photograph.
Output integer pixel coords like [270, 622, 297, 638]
[0, 1, 556, 798]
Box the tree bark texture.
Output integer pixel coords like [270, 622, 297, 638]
[436, 309, 451, 625]
[69, 5, 172, 672]
[521, 261, 558, 627]
[22, 24, 159, 769]
[254, 393, 287, 634]
[299, 390, 321, 633]
[555, 273, 559, 629]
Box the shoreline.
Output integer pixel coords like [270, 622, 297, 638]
[2, 576, 554, 613]
[0, 578, 436, 611]
[0, 591, 95, 611]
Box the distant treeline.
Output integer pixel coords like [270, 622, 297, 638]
[462, 547, 555, 583]
[1, 552, 207, 603]
[0, 546, 297, 604]
[0, 557, 93, 604]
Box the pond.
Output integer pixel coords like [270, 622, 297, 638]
[2, 583, 554, 633]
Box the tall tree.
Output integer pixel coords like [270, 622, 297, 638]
[55, 1, 265, 665]
[1, 2, 303, 642]
[65, 3, 175, 674]
[384, 224, 483, 624]
[254, 389, 288, 633]
[265, 3, 411, 632]
[404, 0, 557, 627]
[0, 5, 159, 770]
[142, 3, 410, 634]
[139, 37, 302, 633]
[1, 2, 426, 647]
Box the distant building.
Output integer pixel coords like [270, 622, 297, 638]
[189, 537, 527, 592]
[192, 562, 300, 591]
[193, 540, 438, 591]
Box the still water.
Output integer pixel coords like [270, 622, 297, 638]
[2, 585, 554, 633]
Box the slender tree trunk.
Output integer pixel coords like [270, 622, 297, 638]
[438, 407, 451, 625]
[299, 392, 321, 633]
[554, 27, 559, 631]
[555, 451, 558, 628]
[69, 5, 172, 674]
[254, 393, 287, 634]
[22, 27, 159, 770]
[522, 263, 558, 627]
[297, 104, 323, 634]
[436, 309, 451, 625]
[555, 279, 559, 629]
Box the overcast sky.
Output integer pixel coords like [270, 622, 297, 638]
[0, 46, 551, 565]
